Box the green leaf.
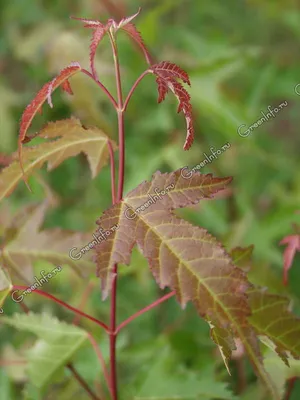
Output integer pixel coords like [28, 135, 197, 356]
[133, 347, 237, 399]
[1, 312, 89, 389]
[0, 118, 117, 200]
[263, 348, 300, 399]
[229, 246, 254, 272]
[248, 289, 300, 364]
[1, 202, 95, 283]
[0, 266, 12, 311]
[232, 245, 300, 364]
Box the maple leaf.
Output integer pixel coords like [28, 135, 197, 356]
[150, 62, 194, 150]
[0, 202, 95, 285]
[232, 246, 300, 367]
[19, 62, 82, 186]
[1, 312, 88, 389]
[279, 234, 300, 286]
[0, 118, 117, 200]
[70, 15, 111, 77]
[94, 170, 279, 398]
[248, 288, 300, 366]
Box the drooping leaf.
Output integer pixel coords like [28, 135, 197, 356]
[0, 118, 117, 199]
[279, 234, 300, 285]
[150, 62, 194, 150]
[90, 26, 107, 72]
[0, 312, 89, 388]
[94, 170, 279, 399]
[156, 77, 169, 103]
[0, 202, 95, 284]
[19, 62, 82, 180]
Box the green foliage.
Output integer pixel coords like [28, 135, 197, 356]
[1, 312, 89, 389]
[0, 0, 300, 399]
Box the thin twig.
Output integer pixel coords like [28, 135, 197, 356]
[285, 377, 297, 400]
[12, 286, 109, 333]
[18, 302, 30, 314]
[115, 291, 175, 334]
[67, 363, 102, 400]
[82, 69, 118, 109]
[122, 70, 150, 112]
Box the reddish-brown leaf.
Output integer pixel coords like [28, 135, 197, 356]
[71, 10, 149, 73]
[89, 26, 107, 74]
[150, 64, 194, 150]
[94, 171, 280, 398]
[69, 16, 104, 28]
[95, 170, 233, 298]
[18, 62, 81, 185]
[61, 79, 73, 95]
[279, 234, 300, 285]
[152, 61, 191, 86]
[156, 77, 169, 103]
[115, 8, 141, 30]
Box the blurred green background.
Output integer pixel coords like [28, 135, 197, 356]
[0, 0, 300, 399]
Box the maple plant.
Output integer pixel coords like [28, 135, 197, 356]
[0, 8, 300, 400]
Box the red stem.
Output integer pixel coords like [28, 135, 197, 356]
[285, 377, 297, 400]
[107, 30, 125, 400]
[116, 112, 125, 201]
[82, 69, 118, 109]
[109, 270, 118, 399]
[67, 363, 102, 400]
[115, 291, 175, 334]
[12, 286, 109, 333]
[122, 70, 150, 112]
